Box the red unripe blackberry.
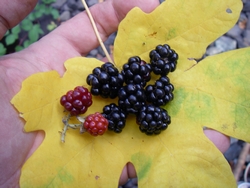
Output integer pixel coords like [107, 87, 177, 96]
[83, 112, 108, 136]
[60, 86, 92, 116]
[145, 76, 174, 106]
[121, 56, 152, 87]
[102, 103, 127, 133]
[149, 44, 178, 76]
[136, 104, 171, 135]
[86, 62, 124, 98]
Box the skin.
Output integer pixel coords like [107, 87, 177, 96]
[0, 0, 230, 187]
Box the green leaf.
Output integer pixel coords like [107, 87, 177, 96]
[34, 10, 44, 19]
[23, 40, 32, 48]
[0, 43, 6, 55]
[47, 21, 57, 31]
[44, 6, 54, 15]
[21, 19, 33, 31]
[39, 28, 44, 35]
[51, 8, 60, 19]
[4, 30, 10, 36]
[27, 13, 36, 21]
[15, 45, 24, 52]
[28, 25, 41, 42]
[12, 25, 21, 34]
[42, 0, 56, 4]
[5, 33, 18, 45]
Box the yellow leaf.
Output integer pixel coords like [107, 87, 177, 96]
[12, 58, 235, 187]
[169, 47, 250, 143]
[114, 0, 242, 72]
[11, 0, 246, 187]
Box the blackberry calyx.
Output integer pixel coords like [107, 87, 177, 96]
[149, 44, 178, 76]
[86, 62, 124, 98]
[145, 76, 174, 106]
[118, 83, 146, 114]
[136, 104, 171, 135]
[102, 103, 127, 133]
[121, 56, 152, 87]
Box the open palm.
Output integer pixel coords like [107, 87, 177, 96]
[0, 0, 230, 187]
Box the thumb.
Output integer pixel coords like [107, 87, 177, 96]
[0, 0, 38, 39]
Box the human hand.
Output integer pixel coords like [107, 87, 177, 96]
[0, 0, 230, 187]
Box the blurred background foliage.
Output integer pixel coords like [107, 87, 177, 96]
[0, 0, 60, 55]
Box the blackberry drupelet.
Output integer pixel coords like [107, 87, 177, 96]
[86, 62, 124, 98]
[145, 76, 174, 106]
[121, 56, 152, 87]
[136, 104, 171, 135]
[118, 83, 146, 114]
[149, 44, 178, 76]
[102, 103, 127, 133]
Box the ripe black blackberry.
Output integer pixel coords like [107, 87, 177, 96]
[136, 104, 171, 135]
[102, 103, 127, 133]
[86, 62, 124, 98]
[118, 83, 146, 114]
[121, 56, 152, 87]
[145, 76, 174, 106]
[149, 44, 178, 76]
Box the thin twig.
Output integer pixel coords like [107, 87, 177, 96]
[61, 114, 71, 143]
[244, 162, 250, 182]
[60, 123, 68, 143]
[60, 114, 86, 142]
[233, 143, 250, 181]
[81, 0, 114, 64]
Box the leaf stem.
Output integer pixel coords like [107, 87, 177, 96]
[76, 116, 87, 133]
[81, 0, 114, 64]
[60, 114, 87, 142]
[61, 114, 71, 143]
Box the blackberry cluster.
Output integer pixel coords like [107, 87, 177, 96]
[149, 44, 178, 76]
[136, 104, 171, 135]
[118, 84, 146, 114]
[121, 56, 152, 87]
[102, 103, 127, 133]
[85, 44, 178, 135]
[86, 62, 124, 98]
[145, 76, 174, 106]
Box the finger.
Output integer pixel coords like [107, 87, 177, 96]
[0, 0, 38, 39]
[1, 0, 160, 95]
[204, 128, 230, 153]
[51, 0, 160, 56]
[8, 0, 160, 75]
[119, 162, 137, 186]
